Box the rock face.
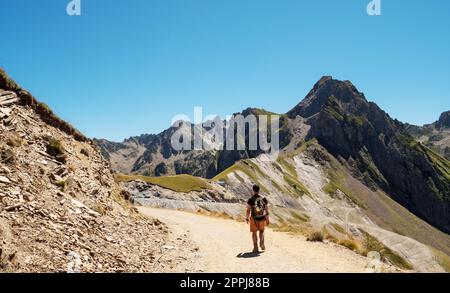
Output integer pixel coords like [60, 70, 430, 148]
[288, 78, 450, 234]
[437, 111, 450, 130]
[405, 110, 450, 161]
[0, 69, 194, 272]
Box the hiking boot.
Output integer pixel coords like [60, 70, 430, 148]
[260, 243, 266, 251]
[252, 247, 259, 253]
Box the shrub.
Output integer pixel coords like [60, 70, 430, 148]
[55, 180, 67, 190]
[93, 203, 107, 216]
[6, 133, 23, 147]
[46, 138, 67, 163]
[0, 68, 20, 91]
[80, 148, 89, 157]
[339, 239, 359, 251]
[307, 231, 324, 242]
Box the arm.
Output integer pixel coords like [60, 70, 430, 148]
[246, 204, 251, 223]
[264, 199, 269, 215]
[265, 199, 270, 225]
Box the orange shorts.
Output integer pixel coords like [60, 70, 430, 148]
[250, 217, 267, 233]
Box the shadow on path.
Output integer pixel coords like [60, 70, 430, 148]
[236, 252, 263, 258]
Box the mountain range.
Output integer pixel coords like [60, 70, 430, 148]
[96, 76, 450, 235]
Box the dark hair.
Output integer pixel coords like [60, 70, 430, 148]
[253, 185, 260, 193]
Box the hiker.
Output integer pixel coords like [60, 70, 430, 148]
[246, 184, 269, 253]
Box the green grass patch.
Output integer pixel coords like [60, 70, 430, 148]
[55, 180, 67, 190]
[422, 145, 450, 181]
[46, 138, 67, 163]
[290, 138, 318, 157]
[283, 174, 310, 197]
[116, 174, 211, 193]
[289, 210, 310, 222]
[276, 157, 297, 177]
[414, 143, 450, 200]
[325, 95, 345, 121]
[323, 171, 366, 208]
[331, 223, 346, 234]
[213, 160, 269, 192]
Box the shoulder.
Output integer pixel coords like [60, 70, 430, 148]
[247, 197, 254, 205]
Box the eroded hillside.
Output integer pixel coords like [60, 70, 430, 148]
[0, 69, 195, 272]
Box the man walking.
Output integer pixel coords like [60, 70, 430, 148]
[246, 185, 269, 253]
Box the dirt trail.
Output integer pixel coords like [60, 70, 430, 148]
[139, 207, 372, 273]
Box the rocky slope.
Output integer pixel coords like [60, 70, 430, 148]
[0, 69, 195, 272]
[405, 110, 450, 160]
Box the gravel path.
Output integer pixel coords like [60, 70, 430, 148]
[139, 207, 371, 273]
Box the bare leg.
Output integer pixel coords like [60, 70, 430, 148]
[252, 232, 258, 252]
[259, 230, 265, 250]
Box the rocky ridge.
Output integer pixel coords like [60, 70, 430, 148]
[405, 110, 450, 160]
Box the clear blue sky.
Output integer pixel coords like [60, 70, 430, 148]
[1, 0, 449, 141]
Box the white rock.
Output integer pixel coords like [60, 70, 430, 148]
[71, 199, 88, 209]
[1, 166, 11, 173]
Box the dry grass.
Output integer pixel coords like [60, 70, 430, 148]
[330, 223, 346, 234]
[307, 231, 324, 242]
[338, 239, 359, 252]
[93, 203, 108, 216]
[46, 138, 67, 163]
[55, 180, 67, 191]
[5, 133, 23, 148]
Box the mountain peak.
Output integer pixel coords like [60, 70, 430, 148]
[436, 110, 450, 129]
[287, 76, 366, 119]
[312, 76, 333, 90]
